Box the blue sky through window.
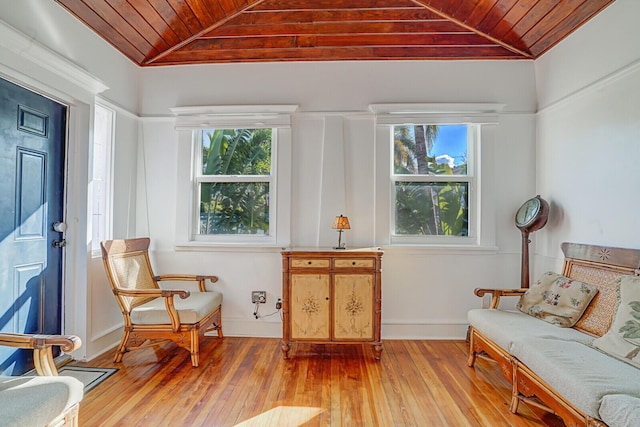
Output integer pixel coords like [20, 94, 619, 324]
[432, 125, 467, 166]
[404, 124, 467, 167]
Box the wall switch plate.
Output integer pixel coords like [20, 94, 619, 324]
[251, 291, 266, 304]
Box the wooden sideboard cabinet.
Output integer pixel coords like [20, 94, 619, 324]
[281, 249, 383, 360]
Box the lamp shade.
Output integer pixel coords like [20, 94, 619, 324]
[332, 215, 350, 230]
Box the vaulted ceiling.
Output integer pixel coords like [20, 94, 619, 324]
[55, 0, 615, 66]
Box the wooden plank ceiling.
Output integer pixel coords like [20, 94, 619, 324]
[54, 0, 615, 66]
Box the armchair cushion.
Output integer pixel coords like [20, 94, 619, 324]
[593, 275, 640, 368]
[510, 337, 640, 419]
[468, 308, 593, 352]
[516, 272, 598, 327]
[600, 394, 640, 427]
[0, 375, 83, 427]
[131, 291, 223, 325]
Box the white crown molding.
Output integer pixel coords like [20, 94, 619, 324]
[170, 104, 299, 116]
[369, 102, 506, 114]
[171, 104, 299, 130]
[0, 19, 108, 95]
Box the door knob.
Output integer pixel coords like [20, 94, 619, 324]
[52, 221, 67, 233]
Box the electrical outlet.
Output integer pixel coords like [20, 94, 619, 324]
[251, 291, 266, 304]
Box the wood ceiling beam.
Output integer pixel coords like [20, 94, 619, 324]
[235, 8, 443, 25]
[203, 21, 466, 38]
[144, 0, 267, 65]
[153, 45, 520, 65]
[250, 0, 420, 10]
[186, 33, 495, 51]
[408, 0, 533, 59]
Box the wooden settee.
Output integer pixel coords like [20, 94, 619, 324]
[468, 242, 640, 426]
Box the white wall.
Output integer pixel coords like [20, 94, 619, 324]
[136, 61, 537, 343]
[534, 0, 640, 275]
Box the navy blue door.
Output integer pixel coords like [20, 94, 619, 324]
[0, 77, 67, 375]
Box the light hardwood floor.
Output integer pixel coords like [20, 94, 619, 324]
[73, 337, 564, 426]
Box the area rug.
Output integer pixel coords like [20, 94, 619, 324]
[58, 366, 118, 393]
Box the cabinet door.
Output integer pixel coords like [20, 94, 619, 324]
[333, 274, 374, 340]
[290, 273, 330, 340]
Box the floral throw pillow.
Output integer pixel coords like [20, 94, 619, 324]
[516, 272, 598, 327]
[593, 276, 640, 368]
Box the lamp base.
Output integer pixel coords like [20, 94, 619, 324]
[333, 245, 346, 250]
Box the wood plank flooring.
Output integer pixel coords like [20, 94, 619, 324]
[73, 337, 564, 426]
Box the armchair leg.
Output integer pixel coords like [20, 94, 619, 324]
[114, 330, 130, 363]
[467, 329, 477, 367]
[511, 363, 520, 414]
[190, 329, 199, 367]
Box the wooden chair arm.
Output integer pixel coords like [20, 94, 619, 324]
[474, 288, 528, 309]
[114, 288, 191, 299]
[0, 333, 81, 352]
[155, 274, 219, 292]
[0, 333, 82, 376]
[114, 289, 190, 332]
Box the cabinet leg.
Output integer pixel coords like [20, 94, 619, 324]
[281, 340, 290, 360]
[373, 342, 383, 360]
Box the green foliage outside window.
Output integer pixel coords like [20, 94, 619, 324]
[199, 128, 272, 235]
[393, 125, 469, 237]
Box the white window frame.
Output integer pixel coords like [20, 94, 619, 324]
[173, 105, 297, 248]
[192, 128, 277, 243]
[390, 123, 478, 245]
[371, 103, 502, 248]
[89, 101, 114, 257]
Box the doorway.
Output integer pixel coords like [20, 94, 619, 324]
[0, 77, 67, 375]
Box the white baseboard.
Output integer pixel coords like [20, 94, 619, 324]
[221, 318, 469, 340]
[82, 318, 469, 361]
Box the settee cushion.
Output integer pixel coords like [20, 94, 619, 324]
[593, 276, 640, 368]
[599, 394, 640, 427]
[510, 337, 640, 419]
[0, 375, 84, 427]
[468, 308, 593, 352]
[131, 291, 222, 325]
[516, 272, 598, 327]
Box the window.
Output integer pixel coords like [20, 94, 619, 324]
[90, 102, 114, 254]
[173, 105, 296, 247]
[194, 128, 274, 238]
[371, 103, 501, 247]
[392, 124, 475, 240]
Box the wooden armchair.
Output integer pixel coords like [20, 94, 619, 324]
[100, 238, 223, 367]
[0, 333, 83, 426]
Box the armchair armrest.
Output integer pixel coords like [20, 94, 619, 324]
[114, 288, 190, 299]
[155, 274, 219, 292]
[115, 288, 190, 332]
[474, 288, 528, 309]
[0, 333, 81, 376]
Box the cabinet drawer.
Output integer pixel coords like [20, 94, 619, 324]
[334, 258, 375, 269]
[291, 258, 330, 268]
